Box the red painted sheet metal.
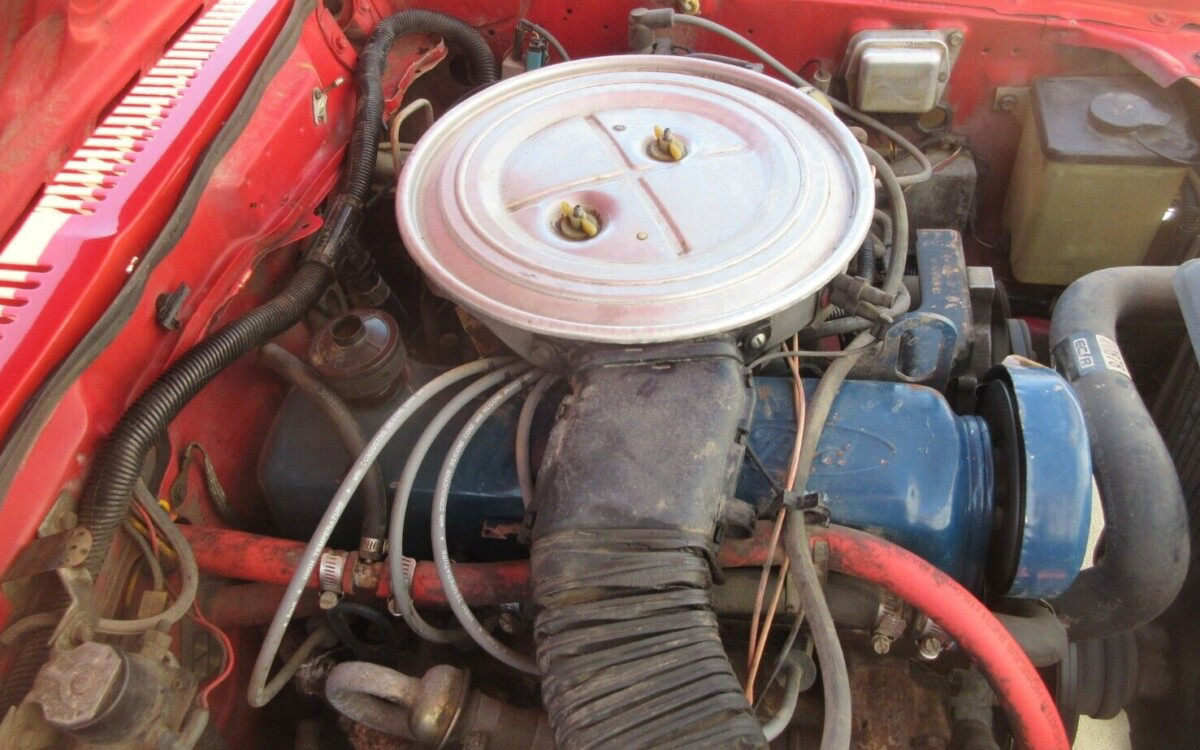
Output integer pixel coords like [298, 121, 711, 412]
[516, 0, 1198, 241]
[0, 5, 356, 622]
[0, 0, 290, 444]
[0, 0, 209, 243]
[871, 0, 1200, 33]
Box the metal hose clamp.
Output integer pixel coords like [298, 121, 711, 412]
[386, 556, 418, 618]
[318, 550, 349, 594]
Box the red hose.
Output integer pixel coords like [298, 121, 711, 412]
[814, 525, 1069, 750]
[181, 523, 1069, 747]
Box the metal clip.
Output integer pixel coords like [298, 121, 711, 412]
[312, 76, 346, 125]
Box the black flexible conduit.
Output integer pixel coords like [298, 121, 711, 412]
[0, 0, 321, 714]
[340, 10, 498, 202]
[79, 263, 332, 574]
[77, 9, 497, 579]
[533, 531, 767, 749]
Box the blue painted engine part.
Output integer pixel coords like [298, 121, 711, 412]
[258, 360, 1090, 598]
[977, 358, 1093, 598]
[737, 378, 995, 592]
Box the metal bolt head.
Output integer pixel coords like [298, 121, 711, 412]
[57, 511, 79, 532]
[947, 31, 964, 47]
[528, 341, 559, 367]
[498, 611, 522, 634]
[747, 332, 768, 350]
[30, 642, 123, 729]
[918, 635, 944, 660]
[998, 94, 1018, 112]
[318, 591, 341, 610]
[871, 634, 892, 655]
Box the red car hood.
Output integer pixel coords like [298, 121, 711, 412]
[1, 0, 1198, 247]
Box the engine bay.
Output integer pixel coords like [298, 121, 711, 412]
[1, 1, 1198, 748]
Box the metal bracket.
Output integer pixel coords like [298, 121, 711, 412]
[850, 230, 973, 390]
[53, 567, 99, 647]
[314, 0, 357, 70]
[311, 77, 345, 126]
[2, 528, 91, 583]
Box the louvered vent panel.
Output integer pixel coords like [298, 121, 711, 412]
[32, 0, 253, 217]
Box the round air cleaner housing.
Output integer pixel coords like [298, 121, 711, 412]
[397, 56, 874, 360]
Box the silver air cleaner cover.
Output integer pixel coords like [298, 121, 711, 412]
[397, 56, 873, 353]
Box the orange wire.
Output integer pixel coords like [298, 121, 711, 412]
[745, 335, 809, 702]
[191, 600, 235, 709]
[746, 511, 787, 695]
[138, 503, 233, 712]
[164, 574, 234, 710]
[746, 554, 790, 699]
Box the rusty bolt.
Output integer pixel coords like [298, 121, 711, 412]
[871, 634, 893, 655]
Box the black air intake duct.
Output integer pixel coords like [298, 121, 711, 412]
[530, 343, 766, 750]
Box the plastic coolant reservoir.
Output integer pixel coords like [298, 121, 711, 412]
[395, 56, 874, 356]
[1004, 76, 1194, 285]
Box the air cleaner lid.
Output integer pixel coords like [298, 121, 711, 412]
[397, 56, 874, 345]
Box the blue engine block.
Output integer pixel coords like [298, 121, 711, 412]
[260, 360, 1090, 598]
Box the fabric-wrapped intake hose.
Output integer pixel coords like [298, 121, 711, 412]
[533, 530, 766, 749]
[530, 345, 766, 749]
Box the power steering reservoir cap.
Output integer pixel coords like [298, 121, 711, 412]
[397, 56, 874, 345]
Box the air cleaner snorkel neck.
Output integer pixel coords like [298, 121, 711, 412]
[530, 338, 766, 748]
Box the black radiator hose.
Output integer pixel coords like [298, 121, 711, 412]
[531, 345, 767, 750]
[342, 10, 498, 202]
[1049, 266, 1189, 639]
